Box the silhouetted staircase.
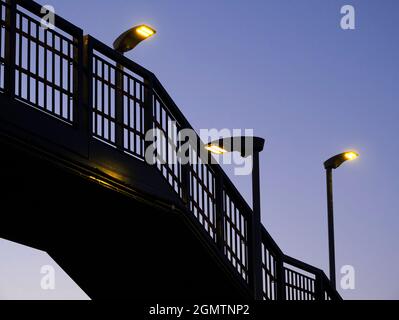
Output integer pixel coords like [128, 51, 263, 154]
[0, 0, 340, 300]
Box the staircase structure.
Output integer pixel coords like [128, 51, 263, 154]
[0, 0, 341, 300]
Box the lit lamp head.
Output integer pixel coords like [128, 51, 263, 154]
[205, 136, 265, 158]
[113, 25, 156, 54]
[324, 151, 359, 170]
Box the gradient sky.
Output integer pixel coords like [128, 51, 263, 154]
[2, 0, 398, 299]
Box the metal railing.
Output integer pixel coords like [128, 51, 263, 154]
[0, 0, 341, 300]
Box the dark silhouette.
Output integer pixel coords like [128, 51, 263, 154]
[0, 0, 341, 300]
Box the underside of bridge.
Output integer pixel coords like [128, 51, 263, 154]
[0, 130, 251, 300]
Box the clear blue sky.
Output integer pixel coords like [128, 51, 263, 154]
[27, 0, 398, 299]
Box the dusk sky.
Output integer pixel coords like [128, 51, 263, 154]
[2, 0, 397, 299]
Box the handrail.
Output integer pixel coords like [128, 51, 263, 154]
[0, 0, 341, 301]
[283, 255, 324, 276]
[88, 36, 155, 80]
[17, 0, 82, 37]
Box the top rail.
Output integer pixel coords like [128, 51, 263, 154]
[17, 0, 82, 36]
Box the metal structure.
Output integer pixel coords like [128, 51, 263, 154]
[324, 151, 359, 290]
[0, 0, 341, 300]
[206, 136, 266, 300]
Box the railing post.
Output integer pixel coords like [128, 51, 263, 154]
[143, 78, 154, 158]
[75, 33, 87, 132]
[247, 214, 256, 298]
[181, 163, 190, 206]
[250, 151, 264, 300]
[180, 135, 191, 207]
[144, 79, 154, 144]
[4, 0, 17, 98]
[276, 256, 286, 300]
[315, 273, 325, 301]
[215, 170, 225, 252]
[115, 63, 124, 149]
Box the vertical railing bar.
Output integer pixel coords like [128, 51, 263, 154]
[180, 136, 190, 208]
[196, 152, 200, 222]
[176, 124, 181, 196]
[93, 56, 97, 134]
[198, 159, 208, 226]
[237, 206, 242, 266]
[115, 61, 124, 148]
[208, 170, 212, 231]
[306, 278, 309, 300]
[108, 63, 112, 142]
[141, 83, 145, 156]
[60, 35, 64, 118]
[70, 40, 75, 120]
[237, 209, 241, 266]
[26, 16, 30, 102]
[17, 13, 22, 98]
[4, 0, 16, 97]
[291, 272, 295, 300]
[265, 253, 269, 299]
[126, 73, 129, 148]
[268, 251, 272, 298]
[51, 30, 55, 113]
[0, 1, 2, 67]
[83, 35, 93, 142]
[190, 149, 195, 211]
[74, 30, 84, 129]
[101, 58, 105, 138]
[232, 207, 237, 261]
[35, 21, 39, 107]
[130, 78, 134, 154]
[67, 33, 71, 119]
[166, 107, 169, 183]
[43, 25, 47, 110]
[143, 76, 154, 164]
[215, 169, 224, 252]
[245, 210, 249, 274]
[133, 79, 137, 154]
[201, 162, 206, 231]
[273, 258, 277, 299]
[158, 99, 163, 171]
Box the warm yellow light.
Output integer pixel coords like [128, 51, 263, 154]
[136, 25, 155, 38]
[205, 145, 228, 155]
[344, 152, 359, 161]
[89, 176, 112, 188]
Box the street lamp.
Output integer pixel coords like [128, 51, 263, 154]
[113, 24, 156, 53]
[112, 24, 156, 147]
[324, 151, 359, 290]
[205, 136, 265, 300]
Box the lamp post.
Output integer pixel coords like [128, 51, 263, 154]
[323, 151, 359, 290]
[205, 136, 265, 300]
[112, 25, 156, 147]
